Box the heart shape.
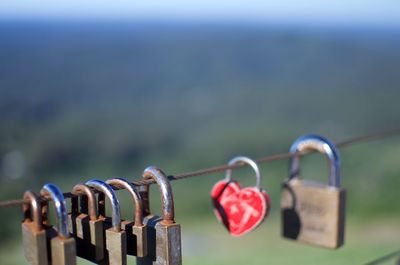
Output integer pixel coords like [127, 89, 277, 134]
[211, 180, 270, 236]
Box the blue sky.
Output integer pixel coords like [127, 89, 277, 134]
[1, 0, 400, 26]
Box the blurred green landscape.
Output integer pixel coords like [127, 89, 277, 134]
[0, 21, 400, 264]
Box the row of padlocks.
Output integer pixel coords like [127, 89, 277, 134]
[21, 134, 346, 264]
[22, 166, 181, 265]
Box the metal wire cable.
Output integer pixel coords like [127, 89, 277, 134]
[1, 127, 400, 208]
[364, 248, 400, 265]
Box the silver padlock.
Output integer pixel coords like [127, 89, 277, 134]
[106, 178, 148, 257]
[281, 134, 346, 249]
[86, 179, 127, 265]
[136, 166, 182, 265]
[40, 183, 77, 265]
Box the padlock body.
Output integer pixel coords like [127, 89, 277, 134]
[69, 213, 105, 261]
[88, 219, 105, 260]
[133, 224, 148, 257]
[50, 235, 76, 265]
[100, 228, 127, 265]
[22, 222, 48, 265]
[137, 215, 182, 265]
[155, 221, 181, 265]
[137, 215, 161, 265]
[281, 178, 345, 249]
[121, 220, 148, 257]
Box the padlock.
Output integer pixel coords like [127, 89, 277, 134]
[86, 179, 127, 265]
[40, 183, 77, 265]
[136, 166, 182, 265]
[211, 156, 270, 237]
[21, 190, 48, 265]
[68, 183, 104, 262]
[106, 178, 148, 257]
[281, 134, 346, 249]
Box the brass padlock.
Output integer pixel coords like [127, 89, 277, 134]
[281, 134, 346, 249]
[136, 166, 182, 265]
[68, 183, 105, 262]
[86, 179, 127, 265]
[106, 178, 148, 257]
[22, 190, 48, 265]
[40, 183, 77, 265]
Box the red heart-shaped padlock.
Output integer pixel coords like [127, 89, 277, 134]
[211, 179, 270, 236]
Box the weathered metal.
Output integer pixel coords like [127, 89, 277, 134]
[86, 179, 127, 265]
[22, 190, 48, 265]
[68, 183, 104, 262]
[137, 166, 182, 265]
[106, 177, 148, 257]
[41, 183, 76, 265]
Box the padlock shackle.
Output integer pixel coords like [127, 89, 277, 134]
[142, 166, 175, 224]
[86, 179, 122, 231]
[106, 178, 144, 226]
[22, 191, 43, 232]
[71, 184, 97, 221]
[225, 156, 262, 190]
[289, 134, 341, 188]
[40, 183, 70, 238]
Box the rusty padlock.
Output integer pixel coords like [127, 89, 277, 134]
[68, 183, 104, 262]
[281, 134, 346, 249]
[136, 166, 182, 265]
[40, 183, 77, 265]
[106, 178, 148, 257]
[21, 191, 48, 265]
[86, 179, 127, 265]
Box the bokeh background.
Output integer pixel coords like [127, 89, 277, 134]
[1, 1, 400, 264]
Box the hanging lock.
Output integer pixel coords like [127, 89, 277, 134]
[211, 156, 270, 237]
[136, 166, 182, 265]
[106, 178, 148, 257]
[40, 183, 77, 265]
[86, 179, 127, 265]
[281, 135, 346, 249]
[21, 191, 48, 265]
[68, 183, 105, 262]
